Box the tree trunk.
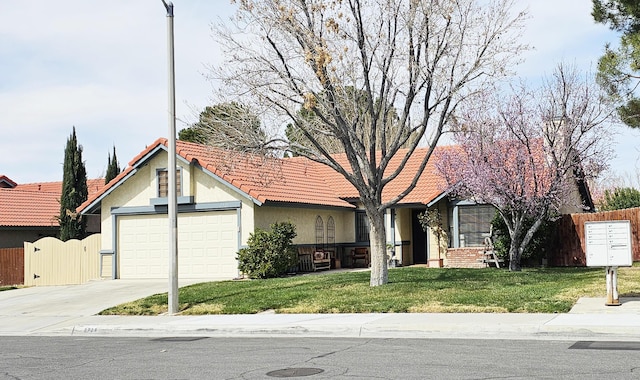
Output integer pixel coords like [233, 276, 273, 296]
[508, 241, 522, 271]
[508, 227, 523, 271]
[508, 213, 546, 271]
[367, 208, 388, 287]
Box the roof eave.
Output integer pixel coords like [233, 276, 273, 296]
[80, 168, 140, 214]
[262, 200, 356, 210]
[426, 190, 450, 208]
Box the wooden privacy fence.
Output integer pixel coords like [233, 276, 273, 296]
[23, 234, 101, 286]
[551, 207, 640, 266]
[0, 247, 24, 285]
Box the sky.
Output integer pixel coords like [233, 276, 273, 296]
[1, 0, 639, 186]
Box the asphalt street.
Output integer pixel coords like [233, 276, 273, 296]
[3, 336, 640, 379]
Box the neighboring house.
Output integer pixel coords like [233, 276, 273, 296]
[0, 176, 104, 248]
[78, 138, 504, 280]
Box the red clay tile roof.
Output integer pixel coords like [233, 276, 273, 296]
[14, 179, 105, 196]
[314, 147, 451, 205]
[1, 179, 106, 227]
[79, 138, 451, 213]
[0, 188, 60, 227]
[175, 140, 355, 208]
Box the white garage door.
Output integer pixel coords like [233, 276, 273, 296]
[118, 211, 238, 279]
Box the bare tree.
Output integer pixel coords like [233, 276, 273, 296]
[179, 102, 267, 151]
[213, 0, 527, 286]
[437, 64, 617, 270]
[285, 86, 420, 154]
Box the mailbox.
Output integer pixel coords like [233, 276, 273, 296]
[585, 220, 633, 267]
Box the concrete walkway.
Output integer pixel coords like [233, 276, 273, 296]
[1, 280, 639, 341]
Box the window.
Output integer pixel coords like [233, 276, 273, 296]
[458, 205, 495, 247]
[327, 216, 335, 247]
[355, 211, 369, 243]
[157, 168, 182, 197]
[315, 216, 324, 249]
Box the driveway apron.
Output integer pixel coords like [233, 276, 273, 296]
[0, 279, 202, 335]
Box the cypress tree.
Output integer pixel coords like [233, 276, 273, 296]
[105, 146, 121, 184]
[59, 127, 88, 241]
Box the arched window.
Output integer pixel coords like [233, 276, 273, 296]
[327, 216, 335, 247]
[315, 216, 324, 249]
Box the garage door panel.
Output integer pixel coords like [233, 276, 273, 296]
[118, 211, 238, 279]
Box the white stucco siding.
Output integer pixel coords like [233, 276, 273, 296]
[254, 206, 353, 245]
[191, 167, 256, 247]
[118, 211, 238, 279]
[99, 163, 155, 251]
[192, 167, 247, 203]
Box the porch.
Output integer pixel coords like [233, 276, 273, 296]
[296, 244, 372, 272]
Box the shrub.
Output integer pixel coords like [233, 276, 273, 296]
[237, 221, 298, 279]
[490, 212, 554, 267]
[599, 187, 640, 211]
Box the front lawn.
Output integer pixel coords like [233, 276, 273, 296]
[100, 266, 640, 316]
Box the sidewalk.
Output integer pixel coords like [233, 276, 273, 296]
[9, 297, 640, 341]
[2, 279, 639, 341]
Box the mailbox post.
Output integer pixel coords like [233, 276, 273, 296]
[585, 221, 633, 306]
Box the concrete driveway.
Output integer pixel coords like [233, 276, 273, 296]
[0, 279, 205, 335]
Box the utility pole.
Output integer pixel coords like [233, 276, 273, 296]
[162, 0, 179, 315]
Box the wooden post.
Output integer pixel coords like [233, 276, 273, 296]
[605, 266, 621, 306]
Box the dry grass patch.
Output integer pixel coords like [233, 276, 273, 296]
[553, 281, 604, 302]
[408, 302, 508, 313]
[101, 301, 168, 316]
[619, 267, 640, 295]
[182, 303, 225, 315]
[278, 302, 341, 314]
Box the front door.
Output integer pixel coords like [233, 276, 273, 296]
[412, 209, 428, 264]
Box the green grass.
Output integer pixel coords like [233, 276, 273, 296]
[0, 286, 17, 292]
[99, 266, 640, 316]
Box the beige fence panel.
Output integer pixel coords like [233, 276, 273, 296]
[24, 234, 101, 286]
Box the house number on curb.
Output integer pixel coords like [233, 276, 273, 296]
[585, 220, 633, 306]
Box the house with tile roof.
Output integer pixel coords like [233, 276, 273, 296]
[78, 138, 508, 280]
[0, 176, 104, 248]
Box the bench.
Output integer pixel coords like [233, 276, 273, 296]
[297, 247, 331, 272]
[350, 247, 369, 268]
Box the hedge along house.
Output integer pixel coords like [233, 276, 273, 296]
[78, 138, 493, 280]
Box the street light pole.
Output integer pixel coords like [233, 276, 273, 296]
[161, 0, 179, 315]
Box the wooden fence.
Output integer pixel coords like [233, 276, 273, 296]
[0, 247, 24, 285]
[23, 234, 101, 286]
[551, 207, 640, 266]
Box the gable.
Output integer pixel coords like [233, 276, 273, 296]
[96, 150, 249, 212]
[0, 175, 17, 188]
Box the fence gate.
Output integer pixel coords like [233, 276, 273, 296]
[23, 234, 101, 286]
[0, 247, 24, 285]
